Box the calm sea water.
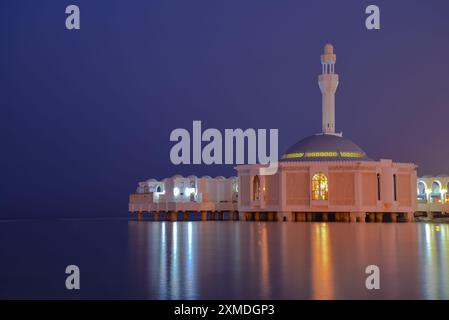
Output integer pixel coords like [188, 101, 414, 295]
[0, 219, 448, 299]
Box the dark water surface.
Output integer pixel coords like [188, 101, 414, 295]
[0, 219, 448, 299]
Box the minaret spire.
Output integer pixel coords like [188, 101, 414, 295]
[319, 43, 339, 134]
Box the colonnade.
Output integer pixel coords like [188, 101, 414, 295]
[135, 211, 412, 222]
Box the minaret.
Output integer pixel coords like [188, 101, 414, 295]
[318, 43, 339, 134]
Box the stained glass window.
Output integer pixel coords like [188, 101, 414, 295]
[312, 173, 328, 200]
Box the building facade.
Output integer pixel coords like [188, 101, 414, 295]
[129, 44, 419, 222]
[236, 44, 417, 222]
[129, 175, 238, 220]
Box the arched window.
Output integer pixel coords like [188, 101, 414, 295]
[432, 181, 441, 194]
[253, 175, 260, 200]
[431, 181, 442, 203]
[417, 181, 426, 200]
[312, 173, 328, 200]
[233, 181, 239, 193]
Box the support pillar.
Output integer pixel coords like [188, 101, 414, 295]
[391, 213, 397, 223]
[344, 212, 350, 222]
[353, 212, 365, 223]
[306, 212, 312, 222]
[376, 213, 383, 223]
[334, 213, 339, 222]
[407, 212, 414, 222]
[169, 211, 177, 222]
[278, 212, 291, 222]
[338, 212, 344, 222]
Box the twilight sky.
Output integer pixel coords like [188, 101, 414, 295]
[1, 0, 449, 218]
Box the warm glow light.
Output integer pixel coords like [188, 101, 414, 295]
[283, 151, 365, 159]
[283, 152, 304, 159]
[312, 173, 328, 200]
[340, 151, 365, 158]
[306, 152, 338, 157]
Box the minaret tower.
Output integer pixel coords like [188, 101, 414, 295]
[318, 43, 339, 134]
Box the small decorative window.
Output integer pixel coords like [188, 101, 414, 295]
[377, 174, 381, 201]
[393, 174, 397, 201]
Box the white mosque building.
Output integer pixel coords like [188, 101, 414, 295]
[129, 44, 424, 222]
[129, 175, 239, 221]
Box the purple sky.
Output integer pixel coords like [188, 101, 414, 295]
[1, 0, 449, 218]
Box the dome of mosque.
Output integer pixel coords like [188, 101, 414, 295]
[281, 133, 372, 162]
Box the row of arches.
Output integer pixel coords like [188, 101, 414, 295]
[417, 180, 449, 203]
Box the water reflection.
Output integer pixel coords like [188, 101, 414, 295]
[259, 223, 270, 298]
[419, 223, 449, 299]
[128, 221, 449, 300]
[311, 223, 334, 299]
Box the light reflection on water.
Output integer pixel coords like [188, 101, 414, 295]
[311, 223, 333, 299]
[128, 221, 449, 300]
[420, 224, 449, 299]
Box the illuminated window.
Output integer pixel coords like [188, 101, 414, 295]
[233, 181, 239, 193]
[283, 152, 304, 159]
[305, 152, 338, 157]
[431, 181, 442, 203]
[312, 173, 328, 200]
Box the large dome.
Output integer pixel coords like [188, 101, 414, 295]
[281, 134, 372, 162]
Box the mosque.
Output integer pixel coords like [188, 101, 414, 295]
[129, 44, 419, 222]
